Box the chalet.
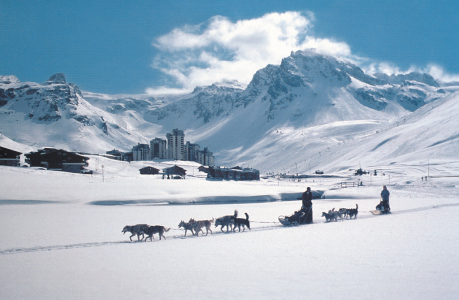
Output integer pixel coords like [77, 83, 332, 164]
[0, 146, 22, 166]
[25, 149, 89, 173]
[24, 148, 55, 167]
[163, 165, 187, 178]
[139, 166, 160, 175]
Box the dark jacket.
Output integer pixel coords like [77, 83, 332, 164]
[302, 191, 313, 208]
[381, 189, 390, 202]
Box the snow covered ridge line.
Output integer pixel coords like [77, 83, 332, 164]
[3, 202, 458, 256]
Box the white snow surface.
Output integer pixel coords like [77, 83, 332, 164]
[1, 157, 459, 299]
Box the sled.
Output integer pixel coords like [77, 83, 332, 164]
[279, 211, 307, 226]
[373, 201, 391, 215]
[279, 215, 299, 226]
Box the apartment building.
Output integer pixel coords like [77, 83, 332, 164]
[166, 129, 185, 160]
[132, 143, 150, 161]
[129, 128, 215, 166]
[185, 142, 200, 162]
[196, 147, 214, 167]
[150, 138, 167, 159]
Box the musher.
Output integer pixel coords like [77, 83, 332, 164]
[300, 187, 313, 224]
[376, 185, 390, 213]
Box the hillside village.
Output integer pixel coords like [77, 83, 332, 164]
[0, 129, 261, 180]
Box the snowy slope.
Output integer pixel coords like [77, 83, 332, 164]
[318, 90, 459, 175]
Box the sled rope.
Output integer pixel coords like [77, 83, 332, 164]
[251, 220, 278, 224]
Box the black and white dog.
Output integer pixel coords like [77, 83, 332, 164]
[232, 213, 250, 232]
[342, 204, 358, 219]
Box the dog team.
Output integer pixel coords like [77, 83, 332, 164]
[122, 205, 358, 241]
[122, 210, 250, 241]
[321, 204, 358, 222]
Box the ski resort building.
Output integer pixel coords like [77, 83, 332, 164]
[207, 166, 260, 181]
[0, 146, 21, 166]
[132, 143, 150, 161]
[150, 138, 167, 159]
[128, 128, 215, 166]
[163, 165, 187, 179]
[105, 149, 123, 160]
[166, 129, 185, 160]
[196, 147, 214, 167]
[25, 149, 90, 173]
[185, 142, 200, 162]
[139, 166, 160, 175]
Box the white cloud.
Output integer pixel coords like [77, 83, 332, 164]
[147, 11, 459, 94]
[362, 61, 459, 84]
[147, 11, 353, 94]
[424, 64, 459, 83]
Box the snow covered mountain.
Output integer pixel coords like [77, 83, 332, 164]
[1, 50, 458, 173]
[139, 50, 457, 171]
[0, 74, 160, 153]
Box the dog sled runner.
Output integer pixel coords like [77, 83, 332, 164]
[370, 209, 391, 215]
[278, 215, 299, 226]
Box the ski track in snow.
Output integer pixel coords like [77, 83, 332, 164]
[2, 202, 458, 256]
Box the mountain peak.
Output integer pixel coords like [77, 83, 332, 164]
[0, 75, 20, 85]
[46, 73, 66, 85]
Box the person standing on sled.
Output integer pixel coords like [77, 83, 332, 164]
[377, 185, 390, 213]
[300, 187, 313, 224]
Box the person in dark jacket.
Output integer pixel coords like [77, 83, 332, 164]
[377, 185, 390, 212]
[300, 187, 313, 224]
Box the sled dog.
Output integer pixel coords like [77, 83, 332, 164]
[346, 204, 358, 219]
[143, 225, 170, 241]
[325, 208, 342, 222]
[330, 208, 344, 221]
[215, 210, 237, 232]
[189, 218, 214, 236]
[322, 211, 333, 222]
[178, 220, 195, 237]
[122, 224, 149, 241]
[232, 213, 250, 232]
[338, 208, 348, 218]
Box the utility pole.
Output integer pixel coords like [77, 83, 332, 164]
[428, 158, 430, 178]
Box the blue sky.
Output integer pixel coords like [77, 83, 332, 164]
[1, 0, 458, 94]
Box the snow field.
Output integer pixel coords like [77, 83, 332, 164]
[1, 170, 459, 299]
